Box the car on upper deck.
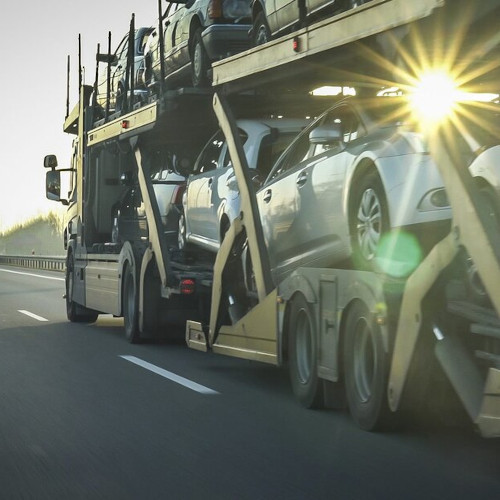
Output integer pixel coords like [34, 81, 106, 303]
[96, 27, 153, 113]
[251, 0, 371, 45]
[144, 0, 252, 89]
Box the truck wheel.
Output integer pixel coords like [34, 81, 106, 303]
[289, 294, 323, 408]
[343, 301, 391, 430]
[66, 253, 98, 323]
[191, 29, 209, 87]
[123, 262, 141, 343]
[253, 12, 271, 46]
[349, 170, 389, 270]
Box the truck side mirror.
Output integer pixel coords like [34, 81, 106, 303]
[46, 170, 66, 204]
[44, 154, 58, 169]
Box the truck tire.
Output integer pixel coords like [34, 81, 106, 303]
[343, 301, 392, 431]
[123, 262, 141, 343]
[66, 253, 98, 323]
[288, 294, 323, 408]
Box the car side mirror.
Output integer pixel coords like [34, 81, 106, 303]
[309, 124, 342, 145]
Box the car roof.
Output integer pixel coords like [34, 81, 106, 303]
[235, 118, 310, 134]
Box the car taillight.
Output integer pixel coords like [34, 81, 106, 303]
[173, 184, 186, 205]
[180, 278, 196, 295]
[208, 0, 223, 19]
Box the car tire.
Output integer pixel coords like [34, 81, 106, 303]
[115, 83, 125, 113]
[178, 211, 188, 250]
[288, 294, 323, 409]
[191, 29, 210, 88]
[253, 12, 271, 46]
[460, 185, 499, 305]
[343, 301, 392, 431]
[66, 252, 98, 323]
[349, 170, 389, 270]
[123, 262, 141, 343]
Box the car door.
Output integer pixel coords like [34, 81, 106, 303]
[257, 128, 311, 276]
[273, 0, 299, 34]
[185, 131, 226, 243]
[306, 0, 337, 18]
[257, 104, 360, 279]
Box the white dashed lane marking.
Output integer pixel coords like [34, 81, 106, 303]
[120, 355, 219, 395]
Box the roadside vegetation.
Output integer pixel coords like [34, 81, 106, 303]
[0, 213, 64, 256]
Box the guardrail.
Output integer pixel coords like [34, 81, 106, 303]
[0, 255, 65, 272]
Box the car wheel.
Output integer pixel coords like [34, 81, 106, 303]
[66, 252, 98, 323]
[115, 83, 125, 112]
[253, 12, 271, 46]
[349, 170, 389, 270]
[178, 211, 187, 250]
[460, 185, 499, 305]
[144, 54, 154, 87]
[123, 262, 141, 343]
[343, 301, 392, 431]
[191, 29, 210, 87]
[288, 294, 323, 408]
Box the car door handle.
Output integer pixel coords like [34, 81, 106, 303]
[263, 189, 272, 203]
[296, 172, 308, 187]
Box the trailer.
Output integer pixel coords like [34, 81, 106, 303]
[45, 0, 500, 435]
[185, 0, 500, 435]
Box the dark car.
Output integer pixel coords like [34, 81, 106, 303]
[97, 27, 153, 112]
[251, 0, 371, 45]
[144, 0, 252, 88]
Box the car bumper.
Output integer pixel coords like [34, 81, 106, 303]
[201, 24, 252, 61]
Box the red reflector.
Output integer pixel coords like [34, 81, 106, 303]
[121, 120, 129, 129]
[293, 36, 300, 52]
[180, 279, 196, 295]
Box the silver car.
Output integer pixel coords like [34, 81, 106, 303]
[255, 96, 453, 281]
[144, 0, 252, 88]
[180, 118, 309, 252]
[96, 27, 153, 112]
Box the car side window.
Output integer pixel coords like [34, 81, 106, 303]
[267, 129, 311, 181]
[222, 130, 248, 168]
[195, 132, 225, 174]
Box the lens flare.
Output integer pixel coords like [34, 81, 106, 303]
[409, 71, 458, 125]
[375, 231, 423, 278]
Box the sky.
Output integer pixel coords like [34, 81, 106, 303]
[0, 1, 158, 231]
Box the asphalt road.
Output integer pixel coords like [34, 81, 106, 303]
[0, 265, 498, 499]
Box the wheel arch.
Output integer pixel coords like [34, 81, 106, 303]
[252, 0, 265, 20]
[188, 16, 203, 53]
[118, 241, 139, 316]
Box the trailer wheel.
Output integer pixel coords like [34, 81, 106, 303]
[66, 253, 98, 323]
[289, 294, 323, 408]
[123, 262, 141, 343]
[191, 29, 209, 87]
[343, 301, 391, 430]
